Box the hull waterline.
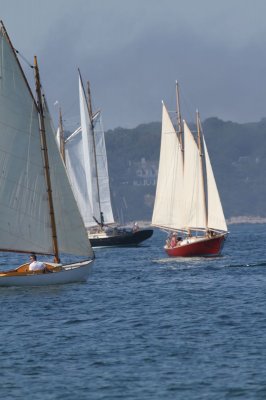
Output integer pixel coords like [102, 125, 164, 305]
[89, 229, 153, 247]
[165, 234, 226, 257]
[0, 259, 94, 287]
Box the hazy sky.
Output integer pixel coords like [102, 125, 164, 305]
[2, 0, 266, 130]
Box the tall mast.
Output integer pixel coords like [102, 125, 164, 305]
[87, 80, 103, 225]
[58, 107, 65, 163]
[175, 81, 183, 152]
[34, 56, 60, 263]
[196, 110, 207, 230]
[78, 70, 103, 226]
[87, 81, 93, 121]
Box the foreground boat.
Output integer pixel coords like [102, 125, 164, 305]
[60, 72, 153, 247]
[0, 261, 92, 287]
[165, 233, 226, 257]
[152, 83, 228, 257]
[0, 21, 94, 286]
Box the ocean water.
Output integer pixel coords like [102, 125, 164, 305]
[1, 224, 266, 399]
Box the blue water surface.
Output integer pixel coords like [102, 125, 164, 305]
[1, 224, 266, 400]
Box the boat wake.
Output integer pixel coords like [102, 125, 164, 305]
[224, 261, 266, 268]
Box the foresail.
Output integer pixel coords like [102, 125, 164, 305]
[0, 24, 54, 255]
[203, 136, 227, 232]
[79, 76, 101, 226]
[43, 100, 93, 257]
[183, 121, 207, 230]
[152, 102, 184, 230]
[65, 129, 94, 228]
[93, 112, 114, 225]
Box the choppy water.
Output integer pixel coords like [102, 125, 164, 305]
[1, 224, 266, 399]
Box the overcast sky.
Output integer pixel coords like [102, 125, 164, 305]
[2, 0, 266, 130]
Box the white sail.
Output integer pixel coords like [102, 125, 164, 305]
[56, 127, 60, 148]
[65, 76, 114, 229]
[79, 76, 101, 226]
[0, 25, 92, 259]
[183, 121, 207, 230]
[0, 26, 54, 255]
[43, 101, 93, 257]
[203, 135, 227, 232]
[152, 102, 184, 230]
[65, 118, 114, 228]
[65, 128, 94, 228]
[93, 112, 114, 225]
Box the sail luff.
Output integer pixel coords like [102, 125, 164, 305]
[33, 56, 60, 263]
[175, 81, 183, 153]
[58, 108, 65, 162]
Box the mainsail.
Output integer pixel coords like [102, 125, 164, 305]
[152, 102, 184, 230]
[0, 22, 93, 258]
[65, 74, 114, 229]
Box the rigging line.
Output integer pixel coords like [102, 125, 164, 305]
[15, 49, 34, 69]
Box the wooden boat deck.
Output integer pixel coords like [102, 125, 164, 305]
[0, 263, 63, 277]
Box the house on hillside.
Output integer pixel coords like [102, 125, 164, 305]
[133, 157, 157, 186]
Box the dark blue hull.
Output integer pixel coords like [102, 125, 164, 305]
[90, 229, 153, 247]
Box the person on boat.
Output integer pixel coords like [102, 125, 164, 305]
[166, 237, 171, 247]
[207, 229, 215, 238]
[132, 222, 139, 232]
[170, 233, 177, 248]
[29, 254, 48, 273]
[100, 212, 105, 228]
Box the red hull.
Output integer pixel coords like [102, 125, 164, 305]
[165, 235, 226, 257]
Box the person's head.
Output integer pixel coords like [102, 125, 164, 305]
[30, 254, 37, 262]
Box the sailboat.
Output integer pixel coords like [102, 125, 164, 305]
[61, 72, 153, 247]
[0, 21, 94, 286]
[152, 83, 228, 257]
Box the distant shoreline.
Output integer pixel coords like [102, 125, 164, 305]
[127, 217, 266, 227]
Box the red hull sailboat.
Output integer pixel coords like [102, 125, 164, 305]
[165, 234, 226, 257]
[152, 83, 228, 258]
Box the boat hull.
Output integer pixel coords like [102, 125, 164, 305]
[165, 234, 226, 257]
[0, 259, 94, 287]
[89, 229, 153, 247]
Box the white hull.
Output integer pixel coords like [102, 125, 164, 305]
[0, 259, 94, 287]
